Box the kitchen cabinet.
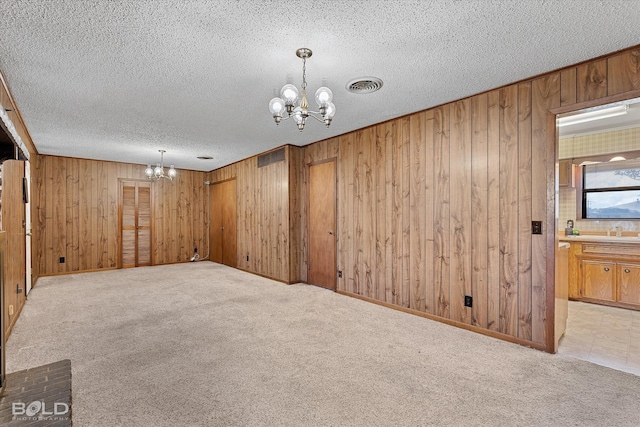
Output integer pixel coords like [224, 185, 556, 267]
[566, 240, 640, 310]
[582, 259, 615, 301]
[559, 159, 575, 188]
[618, 263, 640, 305]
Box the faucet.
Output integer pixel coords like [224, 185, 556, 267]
[616, 226, 623, 237]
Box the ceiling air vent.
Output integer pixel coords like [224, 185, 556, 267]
[346, 77, 383, 94]
[258, 148, 285, 168]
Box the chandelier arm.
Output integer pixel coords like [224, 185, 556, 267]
[306, 111, 327, 123]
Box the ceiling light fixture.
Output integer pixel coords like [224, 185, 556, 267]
[145, 150, 176, 181]
[558, 105, 629, 127]
[268, 48, 336, 131]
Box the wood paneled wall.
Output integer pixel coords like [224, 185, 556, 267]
[293, 46, 640, 349]
[31, 155, 208, 277]
[1, 160, 27, 336]
[207, 146, 301, 283]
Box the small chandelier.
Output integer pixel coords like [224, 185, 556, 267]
[145, 150, 176, 181]
[268, 48, 336, 131]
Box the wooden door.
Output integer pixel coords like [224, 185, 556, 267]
[617, 263, 640, 306]
[582, 259, 615, 301]
[308, 161, 336, 290]
[120, 181, 152, 268]
[209, 179, 237, 267]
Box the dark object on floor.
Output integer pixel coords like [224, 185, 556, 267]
[0, 359, 72, 426]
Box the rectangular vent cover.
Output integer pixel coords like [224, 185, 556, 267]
[258, 148, 285, 168]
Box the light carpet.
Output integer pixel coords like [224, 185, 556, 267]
[7, 262, 640, 426]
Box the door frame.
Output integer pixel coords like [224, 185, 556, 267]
[306, 158, 338, 290]
[118, 179, 154, 268]
[209, 177, 237, 267]
[547, 87, 640, 353]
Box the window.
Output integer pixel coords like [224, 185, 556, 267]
[582, 158, 640, 219]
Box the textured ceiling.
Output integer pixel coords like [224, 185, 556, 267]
[1, 1, 640, 171]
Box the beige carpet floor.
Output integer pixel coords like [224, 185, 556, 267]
[6, 262, 640, 426]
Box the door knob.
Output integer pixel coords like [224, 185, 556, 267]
[625, 268, 631, 273]
[328, 231, 333, 235]
[604, 267, 610, 272]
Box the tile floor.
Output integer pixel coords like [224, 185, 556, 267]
[558, 301, 640, 375]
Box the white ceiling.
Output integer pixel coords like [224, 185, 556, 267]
[1, 1, 640, 172]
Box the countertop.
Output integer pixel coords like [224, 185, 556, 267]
[558, 235, 640, 244]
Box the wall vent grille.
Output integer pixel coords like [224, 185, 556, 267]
[257, 148, 285, 168]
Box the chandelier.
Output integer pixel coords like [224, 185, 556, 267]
[145, 150, 176, 181]
[268, 48, 336, 131]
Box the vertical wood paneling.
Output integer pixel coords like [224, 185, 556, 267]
[34, 156, 207, 276]
[409, 112, 426, 312]
[53, 157, 66, 273]
[607, 49, 640, 96]
[390, 121, 403, 305]
[449, 99, 472, 324]
[400, 117, 411, 308]
[383, 122, 394, 304]
[470, 93, 488, 329]
[353, 130, 364, 295]
[531, 73, 560, 345]
[499, 85, 519, 337]
[577, 59, 607, 103]
[433, 106, 450, 318]
[288, 146, 302, 283]
[339, 134, 354, 292]
[424, 111, 435, 315]
[1, 160, 27, 336]
[486, 89, 501, 332]
[374, 124, 387, 301]
[560, 68, 577, 106]
[518, 82, 533, 341]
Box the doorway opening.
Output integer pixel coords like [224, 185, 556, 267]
[555, 97, 640, 375]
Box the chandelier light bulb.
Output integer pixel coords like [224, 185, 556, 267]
[280, 84, 299, 105]
[315, 87, 333, 107]
[145, 165, 153, 177]
[168, 165, 177, 177]
[269, 97, 285, 116]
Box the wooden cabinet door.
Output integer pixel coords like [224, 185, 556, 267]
[617, 263, 640, 306]
[559, 159, 574, 188]
[582, 259, 615, 301]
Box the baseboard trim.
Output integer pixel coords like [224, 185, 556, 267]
[336, 290, 548, 352]
[216, 263, 295, 285]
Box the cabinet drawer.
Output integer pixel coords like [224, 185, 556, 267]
[582, 243, 640, 257]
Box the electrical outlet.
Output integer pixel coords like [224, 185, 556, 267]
[532, 221, 542, 235]
[9, 305, 14, 316]
[194, 247, 198, 253]
[59, 256, 65, 263]
[338, 270, 343, 278]
[464, 295, 473, 308]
